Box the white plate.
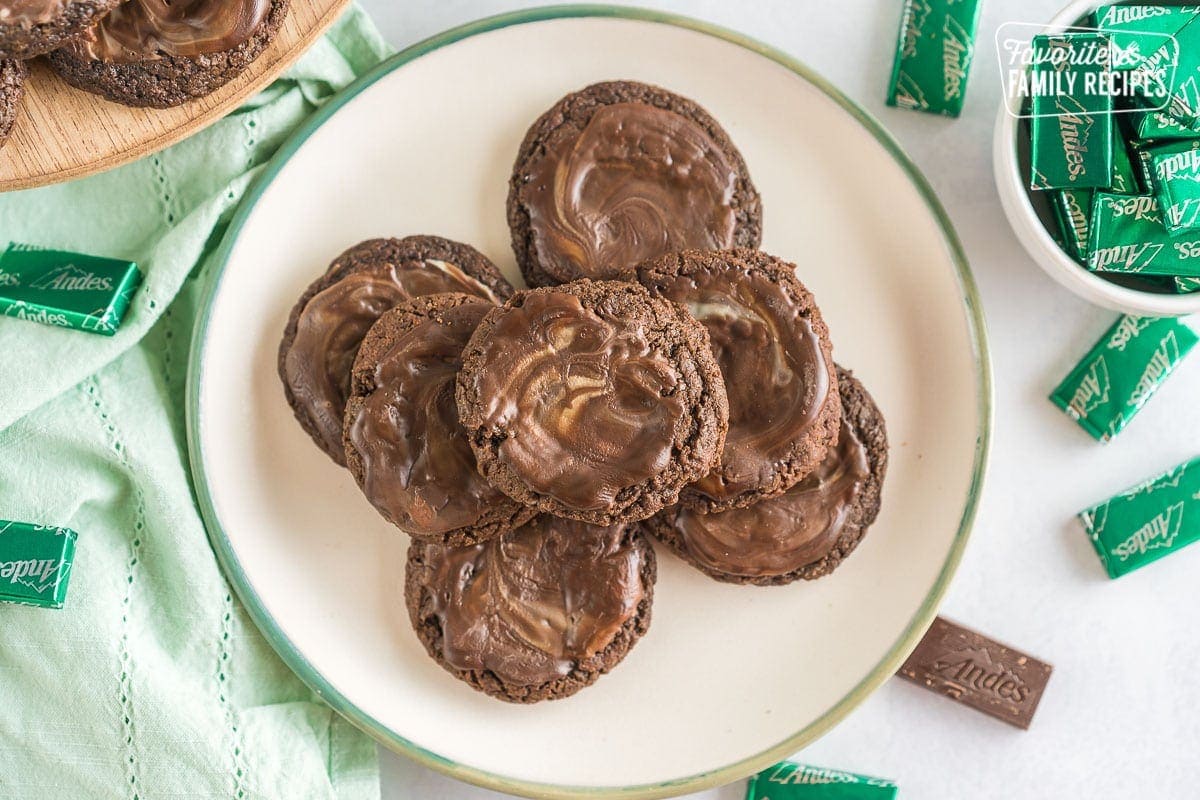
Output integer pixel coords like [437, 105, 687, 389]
[187, 8, 991, 799]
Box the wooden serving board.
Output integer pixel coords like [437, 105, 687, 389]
[0, 0, 350, 192]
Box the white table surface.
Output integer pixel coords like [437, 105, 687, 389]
[354, 1, 1200, 797]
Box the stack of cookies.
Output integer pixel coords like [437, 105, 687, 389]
[279, 81, 889, 703]
[0, 0, 291, 148]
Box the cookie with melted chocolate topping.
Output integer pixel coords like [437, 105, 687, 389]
[405, 514, 657, 703]
[279, 236, 513, 466]
[507, 80, 763, 287]
[645, 367, 888, 586]
[636, 248, 841, 513]
[46, 0, 290, 108]
[456, 279, 729, 526]
[0, 0, 122, 60]
[0, 58, 25, 149]
[344, 293, 535, 546]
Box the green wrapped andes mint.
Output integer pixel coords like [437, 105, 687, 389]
[1050, 315, 1197, 441]
[1092, 4, 1197, 73]
[1147, 139, 1200, 235]
[746, 761, 897, 800]
[1129, 15, 1200, 129]
[0, 521, 77, 609]
[0, 243, 141, 336]
[1030, 34, 1114, 191]
[1051, 189, 1094, 263]
[1129, 108, 1200, 141]
[1079, 456, 1200, 578]
[886, 0, 982, 117]
[1087, 193, 1200, 275]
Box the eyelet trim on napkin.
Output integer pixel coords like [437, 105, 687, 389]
[83, 375, 146, 800]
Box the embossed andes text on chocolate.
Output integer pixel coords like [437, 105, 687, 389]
[405, 515, 656, 703]
[47, 0, 292, 108]
[898, 617, 1052, 730]
[636, 248, 841, 513]
[279, 236, 512, 466]
[456, 279, 729, 526]
[342, 293, 534, 546]
[508, 80, 762, 287]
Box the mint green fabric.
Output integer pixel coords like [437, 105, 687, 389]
[0, 8, 391, 798]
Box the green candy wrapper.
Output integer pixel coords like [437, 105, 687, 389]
[1052, 189, 1094, 263]
[0, 243, 141, 336]
[1030, 34, 1114, 191]
[1130, 15, 1200, 129]
[1092, 5, 1197, 73]
[886, 0, 982, 117]
[1087, 193, 1200, 275]
[0, 521, 77, 609]
[1148, 139, 1200, 235]
[1176, 275, 1200, 292]
[746, 762, 897, 800]
[1050, 315, 1197, 441]
[1130, 108, 1200, 141]
[1080, 456, 1200, 578]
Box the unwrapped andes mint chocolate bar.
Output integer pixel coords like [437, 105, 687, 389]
[1080, 456, 1200, 578]
[1050, 315, 1197, 441]
[897, 616, 1052, 730]
[746, 761, 897, 800]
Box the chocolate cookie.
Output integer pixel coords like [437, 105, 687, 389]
[456, 279, 728, 526]
[0, 0, 122, 60]
[343, 293, 535, 546]
[47, 0, 290, 108]
[636, 248, 841, 513]
[405, 514, 656, 703]
[279, 236, 513, 466]
[507, 80, 762, 287]
[0, 58, 25, 149]
[645, 367, 888, 586]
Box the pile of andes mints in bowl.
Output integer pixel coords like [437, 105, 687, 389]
[277, 80, 890, 703]
[0, 0, 293, 148]
[1014, 3, 1200, 303]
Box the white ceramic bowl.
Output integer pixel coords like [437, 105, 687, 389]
[993, 0, 1200, 316]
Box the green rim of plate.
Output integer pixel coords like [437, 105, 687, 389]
[185, 5, 994, 799]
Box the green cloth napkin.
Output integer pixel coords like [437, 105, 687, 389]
[0, 8, 391, 798]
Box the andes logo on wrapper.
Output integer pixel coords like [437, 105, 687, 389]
[1128, 332, 1182, 408]
[1067, 356, 1110, 418]
[1107, 316, 1152, 351]
[892, 72, 930, 111]
[1053, 95, 1095, 182]
[900, 0, 932, 58]
[29, 265, 116, 293]
[3, 302, 70, 328]
[1112, 502, 1185, 560]
[942, 17, 973, 101]
[1090, 242, 1164, 272]
[0, 559, 60, 592]
[0, 269, 19, 288]
[928, 646, 1032, 704]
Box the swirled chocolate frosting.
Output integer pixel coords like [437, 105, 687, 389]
[644, 262, 832, 503]
[346, 297, 502, 536]
[74, 0, 272, 63]
[284, 259, 499, 461]
[1, 0, 65, 26]
[672, 416, 869, 577]
[520, 102, 738, 280]
[420, 516, 647, 686]
[466, 289, 686, 511]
